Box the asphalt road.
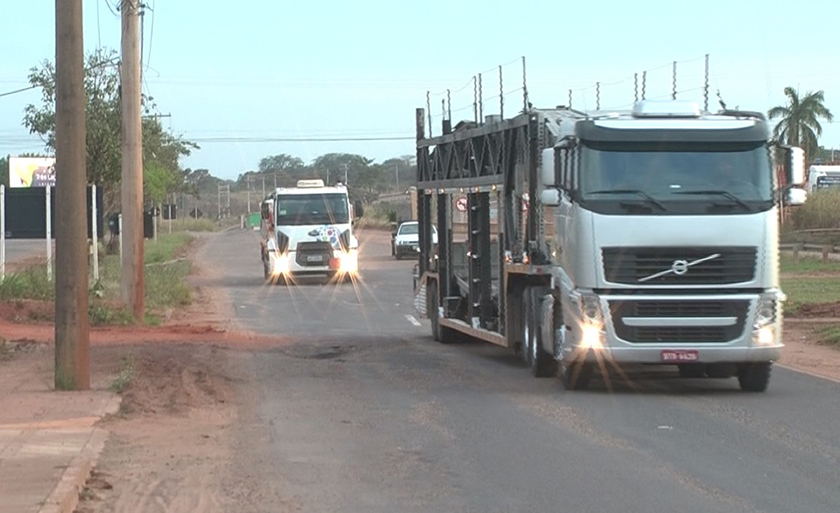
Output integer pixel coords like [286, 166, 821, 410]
[208, 229, 840, 513]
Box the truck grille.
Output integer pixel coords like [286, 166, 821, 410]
[602, 247, 756, 285]
[609, 299, 749, 343]
[295, 241, 333, 267]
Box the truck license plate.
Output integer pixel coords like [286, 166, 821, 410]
[661, 350, 698, 362]
[307, 255, 324, 262]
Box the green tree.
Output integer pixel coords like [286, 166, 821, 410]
[22, 47, 196, 209]
[311, 153, 372, 185]
[354, 163, 388, 202]
[768, 87, 834, 163]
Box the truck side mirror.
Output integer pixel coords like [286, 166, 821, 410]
[540, 188, 561, 207]
[784, 146, 806, 186]
[785, 188, 807, 206]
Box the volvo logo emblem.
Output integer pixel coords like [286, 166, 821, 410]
[638, 253, 722, 283]
[671, 260, 689, 275]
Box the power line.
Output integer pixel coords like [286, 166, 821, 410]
[0, 85, 38, 98]
[146, 0, 155, 72]
[190, 135, 415, 143]
[104, 0, 119, 17]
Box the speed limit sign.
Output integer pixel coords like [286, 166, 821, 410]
[455, 196, 468, 212]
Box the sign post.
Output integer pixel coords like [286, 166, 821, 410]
[46, 186, 52, 281]
[1, 185, 4, 281]
[91, 184, 99, 282]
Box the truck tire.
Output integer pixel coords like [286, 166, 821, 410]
[520, 291, 533, 367]
[737, 363, 771, 392]
[531, 290, 558, 377]
[429, 282, 455, 343]
[395, 250, 402, 260]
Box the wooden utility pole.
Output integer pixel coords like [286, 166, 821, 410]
[54, 0, 90, 390]
[121, 0, 144, 320]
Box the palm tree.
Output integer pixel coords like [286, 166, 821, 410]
[768, 87, 834, 163]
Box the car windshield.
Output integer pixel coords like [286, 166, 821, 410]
[399, 223, 419, 235]
[276, 193, 349, 225]
[579, 141, 774, 202]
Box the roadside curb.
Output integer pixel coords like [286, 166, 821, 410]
[37, 427, 110, 513]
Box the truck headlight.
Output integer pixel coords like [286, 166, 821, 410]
[754, 295, 777, 327]
[579, 293, 604, 323]
[581, 325, 604, 349]
[752, 293, 780, 346]
[339, 250, 358, 273]
[754, 326, 775, 346]
[578, 293, 605, 349]
[271, 253, 289, 275]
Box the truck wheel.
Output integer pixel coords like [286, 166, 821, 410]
[561, 359, 593, 390]
[738, 363, 771, 392]
[521, 292, 533, 367]
[677, 364, 706, 378]
[429, 284, 455, 344]
[395, 250, 402, 260]
[531, 290, 558, 377]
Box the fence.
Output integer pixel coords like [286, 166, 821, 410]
[0, 184, 103, 281]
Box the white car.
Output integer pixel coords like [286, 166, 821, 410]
[392, 221, 437, 260]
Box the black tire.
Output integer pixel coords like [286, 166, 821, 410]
[521, 291, 533, 367]
[738, 363, 771, 392]
[678, 363, 706, 378]
[561, 359, 593, 390]
[395, 250, 403, 260]
[531, 290, 558, 377]
[429, 281, 455, 343]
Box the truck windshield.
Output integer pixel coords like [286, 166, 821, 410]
[276, 193, 350, 225]
[579, 141, 774, 212]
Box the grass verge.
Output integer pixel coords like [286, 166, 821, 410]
[818, 325, 840, 347]
[93, 232, 194, 324]
[780, 254, 840, 274]
[781, 276, 840, 314]
[0, 231, 195, 326]
[0, 267, 54, 301]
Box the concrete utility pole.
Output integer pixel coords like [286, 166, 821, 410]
[120, 0, 144, 321]
[246, 176, 251, 214]
[54, 0, 90, 390]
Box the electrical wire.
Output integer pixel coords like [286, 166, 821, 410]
[104, 0, 119, 17]
[146, 0, 155, 72]
[189, 136, 415, 143]
[0, 85, 38, 98]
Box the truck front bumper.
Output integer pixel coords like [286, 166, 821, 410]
[269, 249, 358, 276]
[561, 291, 784, 364]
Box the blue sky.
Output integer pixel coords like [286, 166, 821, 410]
[2, 0, 839, 180]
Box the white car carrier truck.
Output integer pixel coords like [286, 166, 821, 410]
[260, 179, 359, 284]
[413, 100, 807, 391]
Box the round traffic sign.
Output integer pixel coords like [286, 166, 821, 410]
[455, 196, 468, 212]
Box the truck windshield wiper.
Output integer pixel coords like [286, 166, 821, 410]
[673, 190, 751, 210]
[587, 189, 667, 211]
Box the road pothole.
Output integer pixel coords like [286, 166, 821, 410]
[285, 345, 357, 360]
